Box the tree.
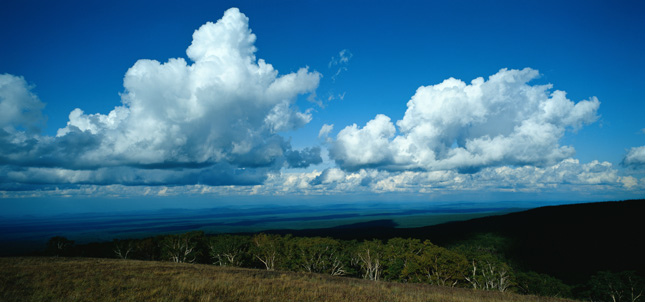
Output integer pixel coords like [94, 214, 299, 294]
[355, 239, 384, 281]
[113, 239, 135, 259]
[290, 237, 346, 276]
[207, 235, 249, 267]
[416, 241, 468, 287]
[462, 253, 512, 292]
[586, 271, 644, 302]
[134, 237, 161, 261]
[515, 271, 572, 298]
[382, 238, 424, 282]
[160, 231, 203, 263]
[455, 236, 514, 292]
[251, 233, 286, 271]
[46, 236, 74, 257]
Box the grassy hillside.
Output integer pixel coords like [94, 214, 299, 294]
[0, 257, 574, 302]
[416, 199, 645, 284]
[266, 199, 645, 284]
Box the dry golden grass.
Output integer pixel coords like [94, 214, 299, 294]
[0, 257, 576, 302]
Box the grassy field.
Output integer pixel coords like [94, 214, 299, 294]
[0, 257, 575, 302]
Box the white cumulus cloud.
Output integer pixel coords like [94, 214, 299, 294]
[0, 8, 321, 188]
[269, 158, 636, 196]
[330, 68, 600, 173]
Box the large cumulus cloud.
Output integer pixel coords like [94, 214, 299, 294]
[0, 8, 321, 188]
[330, 68, 600, 172]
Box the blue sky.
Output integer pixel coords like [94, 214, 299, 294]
[1, 0, 644, 215]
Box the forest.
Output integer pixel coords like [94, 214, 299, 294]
[44, 228, 642, 302]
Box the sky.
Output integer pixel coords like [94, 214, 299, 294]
[1, 0, 644, 215]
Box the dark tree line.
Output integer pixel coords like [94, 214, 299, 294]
[45, 232, 643, 301]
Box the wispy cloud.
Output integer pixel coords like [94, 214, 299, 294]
[328, 49, 353, 82]
[318, 124, 334, 140]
